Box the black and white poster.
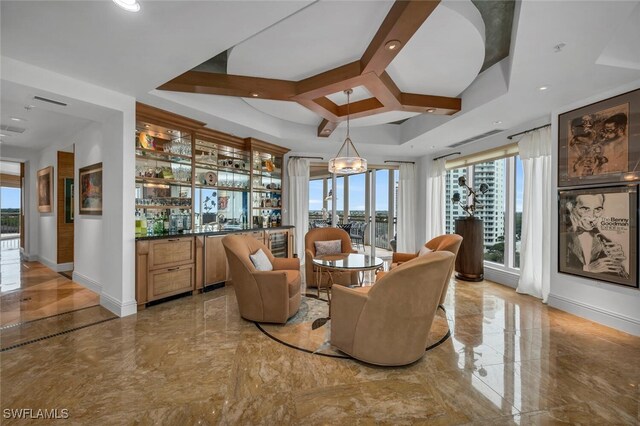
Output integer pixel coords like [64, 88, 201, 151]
[558, 185, 638, 288]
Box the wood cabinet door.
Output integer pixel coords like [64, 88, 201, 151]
[148, 237, 194, 270]
[148, 264, 194, 301]
[205, 235, 227, 286]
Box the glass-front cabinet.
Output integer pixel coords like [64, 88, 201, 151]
[193, 138, 250, 230]
[134, 105, 290, 237]
[135, 122, 193, 236]
[250, 140, 284, 228]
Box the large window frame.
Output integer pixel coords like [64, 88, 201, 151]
[445, 155, 520, 273]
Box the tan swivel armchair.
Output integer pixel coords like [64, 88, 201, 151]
[305, 227, 358, 289]
[386, 234, 462, 305]
[331, 251, 455, 366]
[222, 234, 301, 324]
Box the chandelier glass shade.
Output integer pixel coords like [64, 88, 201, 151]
[328, 89, 367, 175]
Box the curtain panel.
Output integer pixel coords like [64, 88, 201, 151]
[517, 126, 552, 302]
[286, 158, 310, 261]
[426, 159, 446, 242]
[397, 163, 417, 253]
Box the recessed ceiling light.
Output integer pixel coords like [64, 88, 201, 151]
[10, 117, 25, 122]
[323, 129, 330, 133]
[0, 133, 7, 137]
[426, 108, 436, 113]
[113, 0, 140, 12]
[250, 92, 259, 97]
[144, 124, 150, 128]
[493, 120, 502, 125]
[538, 85, 549, 91]
[553, 42, 566, 53]
[24, 105, 35, 111]
[385, 40, 401, 51]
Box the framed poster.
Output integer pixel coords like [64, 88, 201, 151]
[558, 185, 638, 288]
[558, 88, 640, 187]
[79, 162, 102, 215]
[64, 178, 74, 223]
[37, 166, 54, 213]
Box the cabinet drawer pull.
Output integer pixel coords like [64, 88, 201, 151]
[167, 238, 180, 242]
[167, 267, 180, 271]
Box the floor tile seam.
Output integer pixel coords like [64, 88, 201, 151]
[465, 368, 522, 416]
[0, 304, 103, 330]
[0, 317, 118, 352]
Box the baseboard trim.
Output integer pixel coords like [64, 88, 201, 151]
[72, 271, 102, 294]
[34, 256, 74, 272]
[100, 292, 137, 317]
[548, 293, 640, 336]
[484, 266, 519, 289]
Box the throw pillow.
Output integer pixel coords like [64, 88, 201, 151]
[418, 246, 433, 257]
[249, 248, 273, 271]
[314, 240, 342, 256]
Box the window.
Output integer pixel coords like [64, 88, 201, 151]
[308, 179, 324, 222]
[514, 156, 524, 268]
[348, 173, 365, 221]
[445, 155, 521, 270]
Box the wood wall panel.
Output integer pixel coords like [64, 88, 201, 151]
[57, 152, 74, 264]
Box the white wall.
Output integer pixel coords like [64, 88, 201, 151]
[549, 80, 640, 336]
[72, 122, 103, 292]
[2, 57, 137, 317]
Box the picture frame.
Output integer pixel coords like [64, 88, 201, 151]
[37, 166, 54, 213]
[558, 185, 638, 288]
[558, 88, 640, 187]
[79, 162, 103, 215]
[64, 177, 74, 223]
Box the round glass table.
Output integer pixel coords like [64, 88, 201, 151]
[312, 253, 385, 301]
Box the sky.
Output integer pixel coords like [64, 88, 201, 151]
[309, 170, 397, 212]
[515, 156, 524, 212]
[1, 187, 20, 209]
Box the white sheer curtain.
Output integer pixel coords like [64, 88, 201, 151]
[425, 158, 446, 241]
[397, 163, 417, 253]
[517, 126, 552, 302]
[286, 158, 310, 261]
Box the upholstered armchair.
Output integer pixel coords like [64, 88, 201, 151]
[384, 234, 462, 305]
[305, 227, 358, 288]
[222, 234, 301, 324]
[331, 251, 455, 366]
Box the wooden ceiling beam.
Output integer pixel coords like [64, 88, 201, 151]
[360, 0, 441, 75]
[317, 119, 340, 137]
[294, 61, 364, 100]
[336, 97, 387, 118]
[296, 99, 340, 122]
[399, 92, 461, 115]
[362, 71, 402, 109]
[157, 71, 297, 101]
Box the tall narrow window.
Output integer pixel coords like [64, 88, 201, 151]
[474, 159, 507, 265]
[514, 155, 524, 268]
[308, 179, 323, 222]
[444, 167, 470, 234]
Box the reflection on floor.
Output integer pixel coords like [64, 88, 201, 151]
[0, 240, 102, 328]
[2, 276, 639, 424]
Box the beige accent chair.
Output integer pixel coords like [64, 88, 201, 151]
[305, 228, 358, 289]
[384, 234, 462, 305]
[222, 234, 301, 324]
[331, 251, 455, 366]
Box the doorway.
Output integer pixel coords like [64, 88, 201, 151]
[1, 160, 23, 292]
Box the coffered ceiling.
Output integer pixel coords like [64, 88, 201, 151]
[2, 0, 640, 158]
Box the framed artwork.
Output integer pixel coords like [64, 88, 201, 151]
[64, 178, 74, 223]
[558, 88, 640, 187]
[37, 166, 54, 213]
[79, 162, 103, 215]
[558, 185, 638, 288]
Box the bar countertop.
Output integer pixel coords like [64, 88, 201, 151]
[135, 225, 294, 241]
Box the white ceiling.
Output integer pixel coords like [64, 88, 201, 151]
[2, 0, 640, 158]
[0, 81, 95, 150]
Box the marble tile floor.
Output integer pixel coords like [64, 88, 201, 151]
[2, 277, 639, 425]
[0, 245, 100, 327]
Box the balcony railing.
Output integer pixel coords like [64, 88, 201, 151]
[1, 214, 19, 234]
[308, 212, 396, 250]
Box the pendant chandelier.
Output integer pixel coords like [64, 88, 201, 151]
[328, 89, 367, 175]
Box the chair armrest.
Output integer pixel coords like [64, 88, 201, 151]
[392, 252, 417, 263]
[375, 270, 388, 281]
[330, 285, 369, 354]
[272, 257, 300, 271]
[252, 271, 289, 288]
